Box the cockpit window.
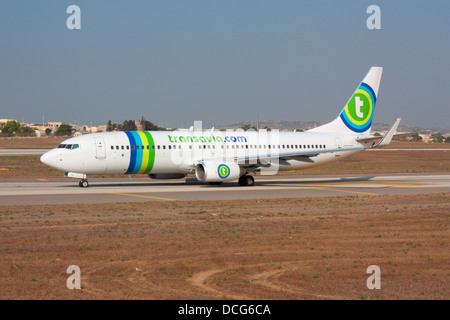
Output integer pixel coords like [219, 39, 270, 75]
[57, 144, 79, 150]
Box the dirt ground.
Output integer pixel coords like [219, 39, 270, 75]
[0, 138, 449, 300]
[0, 193, 448, 300]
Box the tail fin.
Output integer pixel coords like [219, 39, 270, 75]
[309, 67, 383, 134]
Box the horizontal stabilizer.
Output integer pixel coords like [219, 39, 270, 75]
[374, 118, 401, 147]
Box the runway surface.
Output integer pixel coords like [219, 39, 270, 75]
[1, 173, 449, 205]
[0, 148, 49, 155]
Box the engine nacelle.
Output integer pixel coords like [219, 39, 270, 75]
[195, 160, 244, 182]
[148, 173, 186, 179]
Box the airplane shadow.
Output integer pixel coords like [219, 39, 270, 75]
[59, 176, 378, 189]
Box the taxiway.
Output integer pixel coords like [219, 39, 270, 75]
[1, 173, 449, 205]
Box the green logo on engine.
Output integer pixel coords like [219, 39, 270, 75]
[218, 164, 230, 179]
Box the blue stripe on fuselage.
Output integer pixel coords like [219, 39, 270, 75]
[130, 132, 143, 174]
[125, 131, 136, 174]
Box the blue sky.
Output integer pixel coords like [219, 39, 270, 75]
[1, 1, 449, 128]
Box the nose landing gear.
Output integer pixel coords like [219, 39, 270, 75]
[79, 179, 89, 188]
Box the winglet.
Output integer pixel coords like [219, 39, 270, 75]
[373, 118, 401, 148]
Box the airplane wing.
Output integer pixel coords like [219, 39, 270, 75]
[234, 146, 365, 167]
[356, 118, 402, 148]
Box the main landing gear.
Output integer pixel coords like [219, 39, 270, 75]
[79, 179, 89, 188]
[238, 174, 255, 186]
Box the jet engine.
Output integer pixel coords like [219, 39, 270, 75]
[195, 160, 244, 183]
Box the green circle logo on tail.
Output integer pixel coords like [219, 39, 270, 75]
[340, 82, 376, 133]
[218, 164, 230, 179]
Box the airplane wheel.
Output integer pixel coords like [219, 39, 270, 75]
[238, 175, 248, 186]
[246, 175, 255, 186]
[239, 175, 254, 186]
[79, 179, 89, 188]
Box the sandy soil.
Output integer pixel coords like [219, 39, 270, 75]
[1, 138, 448, 300]
[0, 193, 448, 300]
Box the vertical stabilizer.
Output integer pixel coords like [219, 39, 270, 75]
[309, 67, 383, 134]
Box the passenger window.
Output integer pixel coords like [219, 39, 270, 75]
[163, 145, 166, 150]
[116, 146, 119, 150]
[137, 146, 140, 150]
[157, 145, 160, 149]
[131, 145, 135, 150]
[168, 145, 172, 150]
[126, 145, 130, 150]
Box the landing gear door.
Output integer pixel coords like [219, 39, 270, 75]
[94, 137, 106, 159]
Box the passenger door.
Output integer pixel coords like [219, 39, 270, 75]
[94, 137, 106, 159]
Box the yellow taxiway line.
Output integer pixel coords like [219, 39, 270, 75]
[309, 187, 379, 196]
[302, 181, 428, 186]
[111, 192, 177, 201]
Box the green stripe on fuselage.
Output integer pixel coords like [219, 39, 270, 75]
[142, 131, 155, 174]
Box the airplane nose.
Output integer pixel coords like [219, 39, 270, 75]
[40, 149, 58, 168]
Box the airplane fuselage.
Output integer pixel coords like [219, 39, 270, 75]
[41, 130, 365, 177]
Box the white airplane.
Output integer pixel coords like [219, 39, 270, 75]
[40, 67, 401, 188]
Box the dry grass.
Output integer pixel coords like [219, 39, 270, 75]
[0, 193, 448, 299]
